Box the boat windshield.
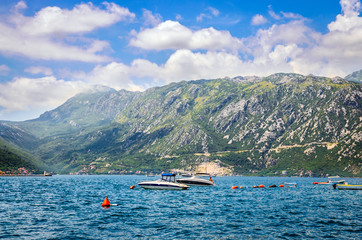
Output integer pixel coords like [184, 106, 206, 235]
[161, 173, 176, 182]
[195, 173, 210, 177]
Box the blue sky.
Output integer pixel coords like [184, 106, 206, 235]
[0, 0, 361, 121]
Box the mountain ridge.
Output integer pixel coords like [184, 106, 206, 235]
[0, 70, 361, 176]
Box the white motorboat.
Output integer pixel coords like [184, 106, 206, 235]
[176, 173, 215, 186]
[327, 176, 345, 184]
[313, 176, 345, 185]
[138, 173, 190, 190]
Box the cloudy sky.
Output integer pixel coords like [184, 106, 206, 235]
[0, 0, 361, 121]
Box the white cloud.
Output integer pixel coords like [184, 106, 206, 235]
[0, 64, 10, 74]
[291, 0, 362, 76]
[340, 0, 361, 16]
[13, 2, 135, 36]
[328, 0, 362, 31]
[84, 62, 144, 91]
[0, 2, 134, 62]
[268, 5, 306, 21]
[0, 22, 111, 62]
[280, 12, 306, 20]
[208, 7, 220, 17]
[142, 9, 162, 26]
[196, 7, 220, 22]
[0, 76, 88, 120]
[160, 50, 243, 81]
[251, 14, 267, 25]
[130, 20, 243, 51]
[196, 13, 207, 22]
[268, 5, 282, 20]
[246, 21, 317, 65]
[25, 66, 53, 75]
[13, 1, 27, 12]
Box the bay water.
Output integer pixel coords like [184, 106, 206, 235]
[0, 175, 361, 239]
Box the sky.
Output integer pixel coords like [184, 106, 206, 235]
[0, 0, 361, 121]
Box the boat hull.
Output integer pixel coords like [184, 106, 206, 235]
[336, 184, 362, 190]
[176, 179, 214, 186]
[138, 181, 189, 190]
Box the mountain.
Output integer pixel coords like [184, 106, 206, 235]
[345, 69, 362, 83]
[0, 138, 42, 173]
[15, 86, 139, 138]
[0, 73, 361, 176]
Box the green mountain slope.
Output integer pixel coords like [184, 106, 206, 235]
[16, 86, 139, 138]
[0, 138, 42, 172]
[0, 72, 361, 176]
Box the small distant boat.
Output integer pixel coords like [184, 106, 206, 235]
[328, 176, 345, 184]
[176, 173, 215, 186]
[334, 183, 362, 190]
[284, 182, 297, 187]
[313, 176, 344, 185]
[44, 171, 52, 177]
[138, 173, 190, 190]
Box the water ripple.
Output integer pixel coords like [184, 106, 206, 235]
[0, 175, 361, 239]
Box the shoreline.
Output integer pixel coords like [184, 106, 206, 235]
[0, 174, 52, 177]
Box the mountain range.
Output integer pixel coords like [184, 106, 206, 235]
[1, 71, 361, 176]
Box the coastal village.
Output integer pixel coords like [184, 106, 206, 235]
[0, 167, 49, 176]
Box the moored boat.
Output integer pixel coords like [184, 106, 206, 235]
[313, 176, 344, 185]
[334, 183, 362, 190]
[138, 173, 190, 190]
[176, 173, 215, 186]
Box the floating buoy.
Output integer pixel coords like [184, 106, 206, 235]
[240, 186, 243, 189]
[231, 186, 238, 189]
[259, 184, 265, 188]
[269, 184, 277, 188]
[130, 185, 135, 189]
[102, 196, 111, 207]
[279, 184, 284, 187]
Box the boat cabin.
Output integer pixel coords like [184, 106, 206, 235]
[161, 173, 176, 182]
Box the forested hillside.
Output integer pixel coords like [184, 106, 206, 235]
[1, 72, 361, 176]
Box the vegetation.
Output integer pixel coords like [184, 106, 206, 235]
[0, 71, 361, 176]
[0, 139, 41, 173]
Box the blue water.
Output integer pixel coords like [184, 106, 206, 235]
[0, 175, 361, 239]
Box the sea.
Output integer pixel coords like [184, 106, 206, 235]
[0, 175, 361, 239]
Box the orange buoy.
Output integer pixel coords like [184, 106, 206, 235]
[279, 184, 284, 187]
[130, 185, 135, 189]
[240, 186, 243, 189]
[102, 196, 111, 207]
[259, 184, 265, 188]
[231, 186, 238, 189]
